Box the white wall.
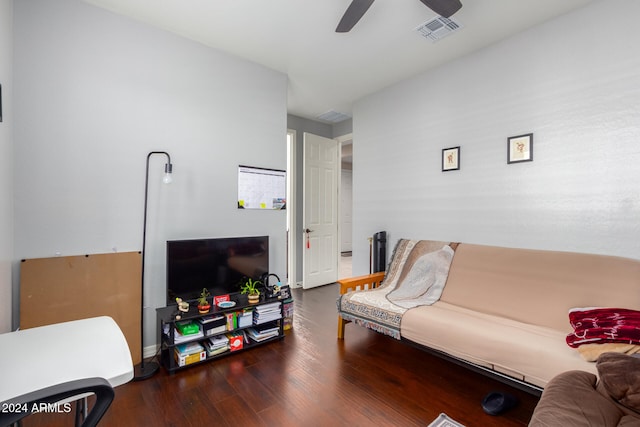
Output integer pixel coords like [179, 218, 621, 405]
[13, 0, 287, 348]
[0, 0, 13, 333]
[352, 0, 640, 275]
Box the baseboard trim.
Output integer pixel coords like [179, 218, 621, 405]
[143, 344, 159, 360]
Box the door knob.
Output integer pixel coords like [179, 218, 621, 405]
[304, 228, 313, 249]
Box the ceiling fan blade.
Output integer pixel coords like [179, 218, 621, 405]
[418, 0, 462, 18]
[336, 0, 375, 33]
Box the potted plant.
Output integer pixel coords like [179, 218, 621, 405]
[241, 278, 261, 304]
[197, 288, 211, 314]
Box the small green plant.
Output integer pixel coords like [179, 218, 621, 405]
[197, 288, 210, 306]
[240, 278, 262, 296]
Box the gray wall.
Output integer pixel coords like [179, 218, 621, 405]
[332, 118, 353, 139]
[352, 0, 640, 275]
[13, 0, 288, 350]
[0, 0, 13, 333]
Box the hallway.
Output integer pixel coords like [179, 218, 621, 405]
[339, 252, 352, 279]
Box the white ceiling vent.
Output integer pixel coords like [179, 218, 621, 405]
[415, 16, 462, 42]
[317, 110, 351, 123]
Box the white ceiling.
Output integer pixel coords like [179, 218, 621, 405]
[82, 0, 594, 123]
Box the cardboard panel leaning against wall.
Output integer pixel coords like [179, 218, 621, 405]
[20, 252, 142, 364]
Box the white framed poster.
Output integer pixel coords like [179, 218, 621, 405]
[238, 165, 286, 210]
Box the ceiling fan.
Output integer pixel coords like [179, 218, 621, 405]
[336, 0, 462, 33]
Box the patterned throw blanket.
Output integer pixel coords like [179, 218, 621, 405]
[566, 307, 640, 348]
[386, 244, 454, 308]
[337, 239, 454, 339]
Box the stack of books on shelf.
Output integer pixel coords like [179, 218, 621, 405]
[253, 302, 281, 325]
[203, 334, 229, 357]
[174, 341, 206, 367]
[246, 325, 280, 343]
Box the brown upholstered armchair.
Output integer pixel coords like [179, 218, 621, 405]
[529, 353, 640, 426]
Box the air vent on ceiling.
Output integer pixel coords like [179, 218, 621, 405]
[317, 110, 351, 123]
[415, 16, 462, 42]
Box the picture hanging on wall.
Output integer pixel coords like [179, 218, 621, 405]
[0, 84, 3, 122]
[507, 133, 533, 164]
[442, 146, 460, 172]
[237, 165, 286, 209]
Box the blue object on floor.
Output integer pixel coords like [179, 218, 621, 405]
[481, 391, 518, 415]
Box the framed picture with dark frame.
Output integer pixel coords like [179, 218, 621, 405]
[507, 133, 533, 164]
[0, 84, 3, 123]
[442, 146, 460, 172]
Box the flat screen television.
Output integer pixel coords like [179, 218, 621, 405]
[166, 236, 269, 305]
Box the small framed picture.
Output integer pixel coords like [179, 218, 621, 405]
[507, 133, 533, 164]
[442, 146, 460, 172]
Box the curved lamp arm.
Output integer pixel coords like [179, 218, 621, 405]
[135, 151, 173, 380]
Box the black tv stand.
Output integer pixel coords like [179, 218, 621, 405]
[156, 294, 285, 373]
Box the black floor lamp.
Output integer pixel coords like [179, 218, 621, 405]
[134, 151, 173, 381]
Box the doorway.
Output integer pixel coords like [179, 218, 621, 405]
[286, 130, 353, 288]
[286, 130, 297, 288]
[338, 134, 353, 279]
[301, 132, 339, 289]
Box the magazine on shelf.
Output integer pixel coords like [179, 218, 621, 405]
[253, 304, 281, 324]
[254, 324, 279, 334]
[254, 315, 281, 324]
[207, 334, 229, 348]
[246, 326, 280, 342]
[206, 345, 229, 356]
[204, 335, 230, 356]
[256, 301, 281, 312]
[198, 314, 225, 324]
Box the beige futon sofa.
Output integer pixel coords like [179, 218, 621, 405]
[337, 239, 640, 392]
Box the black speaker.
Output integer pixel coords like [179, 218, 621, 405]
[372, 231, 387, 273]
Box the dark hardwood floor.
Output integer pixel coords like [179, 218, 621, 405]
[23, 284, 539, 426]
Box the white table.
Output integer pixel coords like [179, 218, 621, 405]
[0, 316, 134, 425]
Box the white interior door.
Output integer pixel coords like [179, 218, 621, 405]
[303, 132, 339, 289]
